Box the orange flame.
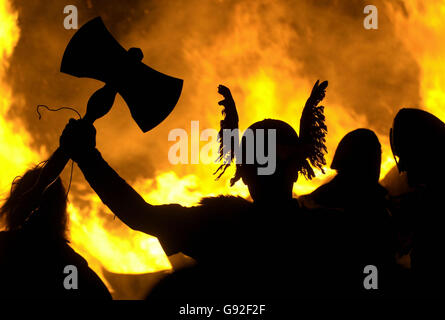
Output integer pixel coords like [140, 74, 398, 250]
[1, 0, 445, 299]
[0, 0, 171, 294]
[0, 0, 41, 193]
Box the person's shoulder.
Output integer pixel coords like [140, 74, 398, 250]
[58, 241, 89, 267]
[298, 179, 340, 209]
[154, 195, 252, 212]
[199, 195, 252, 210]
[195, 196, 253, 222]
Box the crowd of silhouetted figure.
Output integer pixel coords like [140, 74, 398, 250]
[1, 80, 445, 300]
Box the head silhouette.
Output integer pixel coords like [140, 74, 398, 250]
[391, 108, 445, 189]
[0, 165, 68, 240]
[214, 81, 328, 203]
[231, 119, 309, 203]
[331, 129, 382, 184]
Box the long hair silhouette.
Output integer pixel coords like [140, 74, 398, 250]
[1, 164, 68, 240]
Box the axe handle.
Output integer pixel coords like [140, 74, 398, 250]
[33, 84, 117, 199]
[83, 84, 117, 124]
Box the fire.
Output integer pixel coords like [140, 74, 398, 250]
[68, 201, 171, 274]
[0, 0, 172, 292]
[1, 0, 445, 299]
[388, 0, 445, 123]
[0, 0, 41, 194]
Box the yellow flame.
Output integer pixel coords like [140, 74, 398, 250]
[389, 0, 445, 123]
[0, 0, 41, 196]
[64, 1, 413, 284]
[68, 201, 171, 274]
[2, 0, 445, 299]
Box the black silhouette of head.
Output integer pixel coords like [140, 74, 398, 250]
[331, 128, 381, 184]
[232, 119, 307, 203]
[391, 108, 445, 188]
[0, 165, 68, 240]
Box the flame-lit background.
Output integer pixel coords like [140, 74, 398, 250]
[0, 0, 444, 299]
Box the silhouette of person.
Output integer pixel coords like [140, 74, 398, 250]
[300, 129, 385, 210]
[299, 129, 398, 296]
[59, 80, 332, 299]
[0, 156, 111, 299]
[390, 108, 445, 297]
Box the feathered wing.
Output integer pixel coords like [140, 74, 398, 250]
[214, 85, 239, 179]
[299, 80, 328, 179]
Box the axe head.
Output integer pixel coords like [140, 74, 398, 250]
[61, 17, 183, 132]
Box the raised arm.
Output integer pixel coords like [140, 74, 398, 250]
[59, 119, 191, 245]
[77, 147, 159, 233]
